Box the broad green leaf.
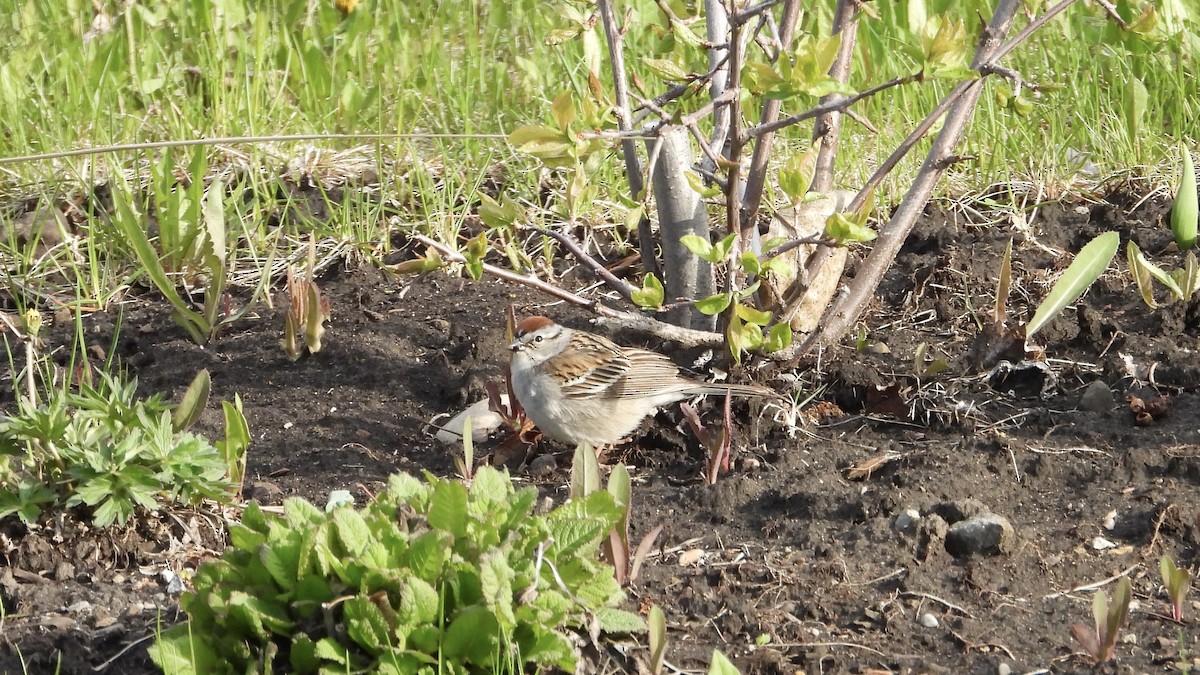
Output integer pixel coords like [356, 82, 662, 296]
[764, 323, 793, 353]
[708, 649, 741, 675]
[695, 293, 732, 316]
[172, 368, 210, 432]
[427, 480, 468, 537]
[593, 606, 645, 633]
[203, 179, 226, 261]
[825, 212, 877, 244]
[570, 442, 601, 498]
[344, 595, 390, 653]
[550, 91, 576, 130]
[735, 302, 772, 326]
[684, 170, 723, 199]
[332, 506, 372, 557]
[712, 233, 737, 261]
[680, 234, 715, 259]
[1123, 75, 1148, 145]
[739, 252, 761, 276]
[478, 194, 522, 230]
[1172, 144, 1198, 250]
[641, 57, 690, 82]
[479, 551, 516, 629]
[1027, 231, 1119, 338]
[148, 623, 219, 675]
[649, 605, 667, 674]
[632, 273, 665, 309]
[442, 606, 500, 664]
[508, 125, 573, 157]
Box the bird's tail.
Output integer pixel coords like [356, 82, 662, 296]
[682, 382, 781, 399]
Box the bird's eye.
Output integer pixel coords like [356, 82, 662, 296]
[534, 335, 544, 343]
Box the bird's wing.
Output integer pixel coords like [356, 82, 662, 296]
[553, 334, 635, 399]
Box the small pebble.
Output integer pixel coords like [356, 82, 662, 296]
[998, 663, 1013, 675]
[55, 562, 75, 581]
[918, 613, 939, 628]
[66, 600, 92, 614]
[1079, 380, 1114, 412]
[894, 509, 921, 534]
[945, 513, 1016, 556]
[1091, 536, 1116, 550]
[527, 454, 557, 477]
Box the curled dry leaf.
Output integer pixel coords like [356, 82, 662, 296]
[1127, 394, 1170, 426]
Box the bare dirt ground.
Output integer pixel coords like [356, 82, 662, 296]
[2, 188, 1198, 674]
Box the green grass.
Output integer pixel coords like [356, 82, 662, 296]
[0, 0, 1196, 310]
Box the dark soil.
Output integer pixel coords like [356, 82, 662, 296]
[2, 190, 1198, 675]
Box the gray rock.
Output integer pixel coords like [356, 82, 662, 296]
[527, 454, 557, 477]
[1079, 380, 1114, 412]
[54, 562, 75, 581]
[945, 513, 1016, 556]
[918, 612, 939, 628]
[894, 509, 921, 535]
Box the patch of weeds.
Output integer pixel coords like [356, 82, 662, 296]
[150, 466, 643, 674]
[0, 369, 238, 528]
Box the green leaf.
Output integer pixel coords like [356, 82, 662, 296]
[649, 605, 667, 674]
[480, 550, 516, 629]
[763, 323, 793, 353]
[477, 193, 523, 230]
[550, 91, 576, 130]
[594, 606, 645, 633]
[695, 293, 732, 316]
[684, 171, 723, 199]
[570, 442, 601, 498]
[172, 369, 211, 432]
[1172, 144, 1198, 250]
[735, 302, 772, 326]
[332, 506, 372, 557]
[202, 179, 227, 262]
[148, 623, 220, 675]
[442, 606, 500, 664]
[825, 212, 877, 244]
[1128, 240, 1182, 302]
[642, 57, 690, 82]
[508, 125, 573, 158]
[344, 595, 390, 653]
[427, 480, 468, 538]
[631, 273, 665, 309]
[1123, 74, 1148, 145]
[680, 234, 714, 259]
[1027, 231, 1119, 339]
[708, 648, 741, 675]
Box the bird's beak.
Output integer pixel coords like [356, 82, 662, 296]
[508, 339, 524, 352]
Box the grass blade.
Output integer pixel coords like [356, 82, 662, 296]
[1026, 231, 1118, 339]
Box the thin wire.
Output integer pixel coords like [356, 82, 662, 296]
[0, 132, 511, 166]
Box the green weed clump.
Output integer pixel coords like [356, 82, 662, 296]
[150, 466, 643, 674]
[0, 371, 235, 528]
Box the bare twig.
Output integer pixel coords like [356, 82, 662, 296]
[746, 72, 920, 140]
[800, 0, 1032, 353]
[413, 234, 731, 347]
[1043, 563, 1141, 600]
[810, 0, 859, 195]
[530, 226, 637, 302]
[598, 0, 659, 279]
[739, 0, 802, 230]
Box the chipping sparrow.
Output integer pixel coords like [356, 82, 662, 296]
[508, 316, 776, 448]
